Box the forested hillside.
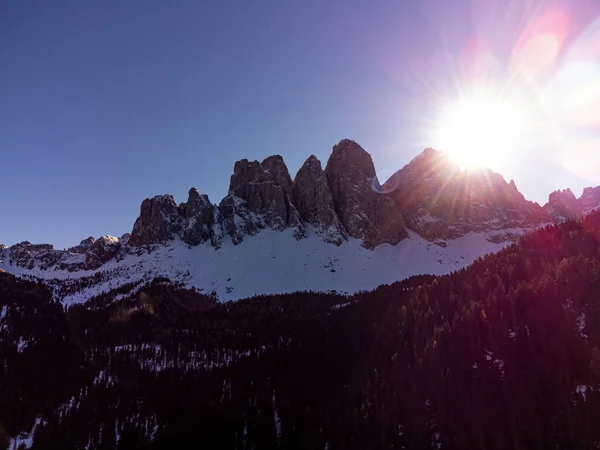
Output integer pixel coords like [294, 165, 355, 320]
[2, 211, 600, 449]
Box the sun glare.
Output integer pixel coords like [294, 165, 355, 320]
[433, 88, 529, 170]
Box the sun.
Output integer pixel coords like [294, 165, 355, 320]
[433, 88, 529, 170]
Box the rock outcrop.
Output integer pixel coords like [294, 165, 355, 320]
[129, 190, 221, 248]
[218, 194, 259, 245]
[85, 236, 120, 269]
[128, 155, 309, 248]
[325, 139, 407, 248]
[545, 189, 579, 222]
[579, 187, 600, 214]
[68, 237, 95, 254]
[5, 241, 55, 270]
[129, 195, 182, 246]
[181, 188, 216, 246]
[8, 243, 37, 270]
[228, 156, 301, 231]
[293, 155, 346, 244]
[543, 186, 600, 222]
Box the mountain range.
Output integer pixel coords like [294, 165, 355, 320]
[3, 140, 600, 449]
[2, 139, 599, 303]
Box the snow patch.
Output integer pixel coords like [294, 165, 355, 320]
[576, 385, 588, 401]
[9, 417, 44, 449]
[484, 349, 505, 378]
[577, 312, 587, 339]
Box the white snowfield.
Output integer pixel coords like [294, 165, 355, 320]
[0, 227, 528, 306]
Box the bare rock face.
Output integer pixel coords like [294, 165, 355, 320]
[129, 195, 182, 246]
[261, 155, 293, 194]
[181, 188, 215, 246]
[545, 189, 580, 222]
[579, 187, 600, 214]
[385, 148, 550, 241]
[324, 139, 407, 248]
[218, 194, 259, 245]
[68, 237, 95, 254]
[541, 186, 600, 222]
[7, 241, 54, 270]
[226, 155, 304, 242]
[8, 243, 36, 270]
[129, 189, 221, 247]
[293, 155, 346, 244]
[229, 156, 300, 230]
[85, 236, 120, 269]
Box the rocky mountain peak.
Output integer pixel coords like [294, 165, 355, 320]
[67, 237, 95, 254]
[407, 147, 456, 172]
[325, 139, 407, 248]
[129, 195, 181, 246]
[293, 154, 346, 244]
[6, 241, 54, 270]
[261, 155, 293, 193]
[180, 188, 216, 246]
[327, 139, 377, 179]
[81, 237, 95, 246]
[384, 148, 548, 241]
[184, 188, 210, 216]
[579, 187, 600, 214]
[383, 148, 457, 198]
[543, 186, 600, 222]
[12, 242, 54, 252]
[549, 188, 577, 203]
[227, 156, 301, 232]
[85, 236, 120, 269]
[545, 189, 580, 222]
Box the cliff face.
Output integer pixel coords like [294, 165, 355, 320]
[292, 154, 346, 245]
[544, 186, 600, 221]
[324, 140, 407, 248]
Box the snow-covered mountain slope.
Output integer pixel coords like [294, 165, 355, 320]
[0, 226, 529, 305]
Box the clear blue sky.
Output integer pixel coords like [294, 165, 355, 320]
[2, 0, 599, 249]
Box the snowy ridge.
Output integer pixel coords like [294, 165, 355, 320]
[0, 225, 527, 305]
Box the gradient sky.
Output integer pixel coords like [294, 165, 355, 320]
[2, 0, 600, 249]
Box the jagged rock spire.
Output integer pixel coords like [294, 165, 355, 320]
[293, 154, 346, 245]
[228, 155, 301, 230]
[324, 139, 407, 248]
[129, 195, 181, 246]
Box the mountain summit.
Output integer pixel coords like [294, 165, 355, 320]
[383, 147, 548, 240]
[545, 186, 600, 222]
